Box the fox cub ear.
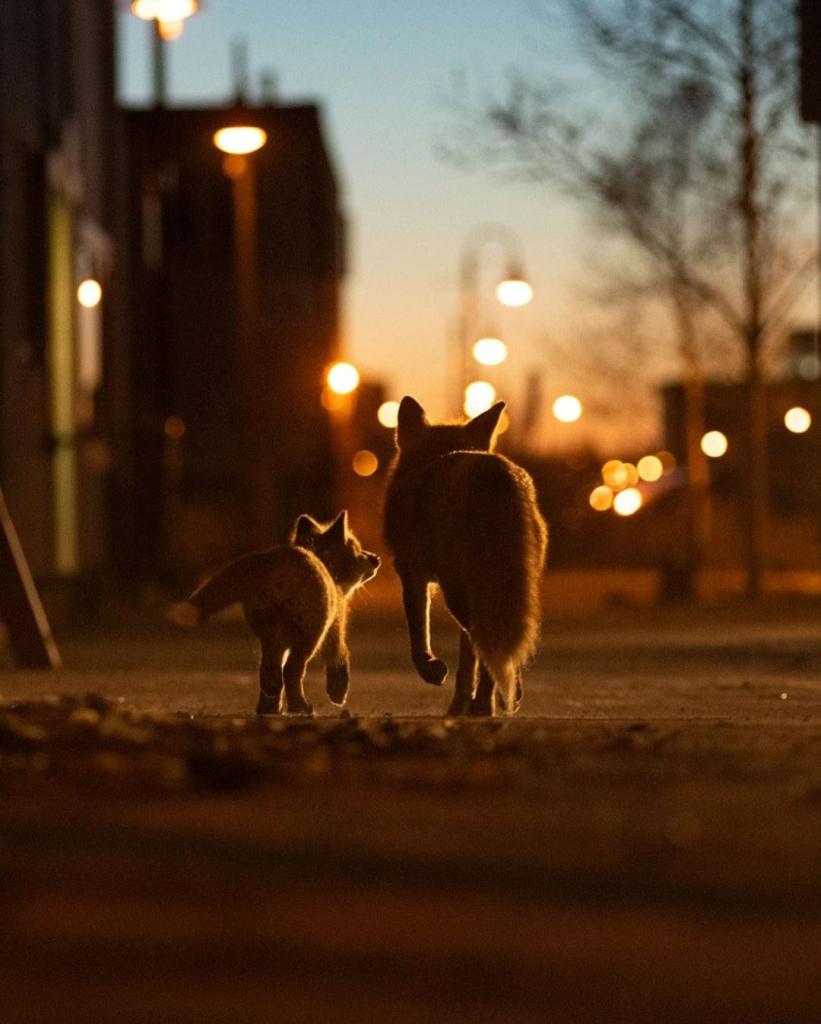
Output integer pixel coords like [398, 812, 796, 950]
[397, 396, 428, 448]
[292, 514, 321, 546]
[465, 401, 506, 449]
[326, 509, 349, 540]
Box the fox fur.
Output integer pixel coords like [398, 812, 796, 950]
[173, 511, 379, 715]
[383, 397, 547, 716]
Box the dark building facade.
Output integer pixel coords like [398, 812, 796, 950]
[122, 104, 344, 580]
[662, 378, 821, 567]
[0, 1, 120, 594]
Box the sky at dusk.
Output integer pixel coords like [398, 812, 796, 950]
[117, 1, 607, 450]
[117, 1, 818, 455]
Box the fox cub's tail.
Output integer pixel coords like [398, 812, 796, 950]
[170, 559, 252, 626]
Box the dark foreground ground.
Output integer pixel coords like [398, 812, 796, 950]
[3, 596, 821, 1022]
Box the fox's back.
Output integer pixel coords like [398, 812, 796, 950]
[385, 450, 546, 579]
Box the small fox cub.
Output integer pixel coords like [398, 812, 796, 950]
[174, 511, 380, 715]
[384, 397, 547, 717]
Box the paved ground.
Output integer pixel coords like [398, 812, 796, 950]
[3, 596, 821, 1022]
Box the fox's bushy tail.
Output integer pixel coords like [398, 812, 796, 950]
[171, 558, 255, 626]
[467, 470, 547, 711]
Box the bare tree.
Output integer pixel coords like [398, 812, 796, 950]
[444, 0, 813, 595]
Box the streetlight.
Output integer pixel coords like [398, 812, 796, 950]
[76, 279, 102, 308]
[326, 361, 360, 395]
[377, 401, 400, 428]
[496, 274, 534, 307]
[213, 112, 269, 537]
[464, 381, 496, 417]
[701, 430, 728, 458]
[213, 126, 268, 156]
[784, 407, 812, 433]
[457, 223, 533, 415]
[552, 395, 582, 423]
[130, 1, 201, 105]
[473, 337, 507, 367]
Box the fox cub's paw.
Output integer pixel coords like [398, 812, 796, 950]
[417, 657, 448, 687]
[326, 664, 350, 707]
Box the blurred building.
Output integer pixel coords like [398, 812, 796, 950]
[662, 377, 821, 566]
[121, 103, 345, 580]
[0, 1, 121, 600]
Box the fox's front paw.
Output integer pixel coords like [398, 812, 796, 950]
[326, 664, 350, 706]
[417, 657, 448, 687]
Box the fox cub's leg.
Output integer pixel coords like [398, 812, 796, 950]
[399, 572, 447, 686]
[256, 636, 284, 715]
[469, 662, 497, 717]
[322, 612, 350, 707]
[447, 631, 476, 716]
[283, 642, 314, 716]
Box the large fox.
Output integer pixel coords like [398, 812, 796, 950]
[174, 511, 380, 715]
[383, 397, 547, 716]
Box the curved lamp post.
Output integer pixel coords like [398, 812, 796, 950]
[457, 223, 533, 416]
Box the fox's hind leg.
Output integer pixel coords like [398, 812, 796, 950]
[283, 642, 314, 716]
[447, 631, 476, 716]
[256, 635, 284, 715]
[469, 662, 498, 717]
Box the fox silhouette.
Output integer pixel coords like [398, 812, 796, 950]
[384, 397, 547, 716]
[174, 511, 379, 715]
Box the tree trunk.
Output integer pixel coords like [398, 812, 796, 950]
[673, 290, 711, 601]
[739, 0, 768, 596]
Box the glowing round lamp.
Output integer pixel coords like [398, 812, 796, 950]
[602, 459, 628, 489]
[77, 279, 102, 308]
[352, 450, 379, 477]
[131, 0, 198, 21]
[472, 337, 508, 366]
[613, 487, 643, 517]
[496, 277, 533, 307]
[326, 362, 360, 395]
[552, 395, 582, 423]
[377, 401, 400, 429]
[701, 430, 728, 458]
[589, 486, 614, 512]
[784, 407, 811, 434]
[637, 455, 663, 482]
[464, 381, 496, 418]
[213, 126, 267, 156]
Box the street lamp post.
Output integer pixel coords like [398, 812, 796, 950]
[214, 115, 269, 541]
[456, 223, 533, 417]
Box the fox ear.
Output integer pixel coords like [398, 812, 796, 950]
[292, 514, 319, 546]
[397, 396, 428, 448]
[327, 509, 348, 540]
[464, 401, 506, 449]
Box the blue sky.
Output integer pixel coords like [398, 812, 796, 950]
[118, 1, 598, 443]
